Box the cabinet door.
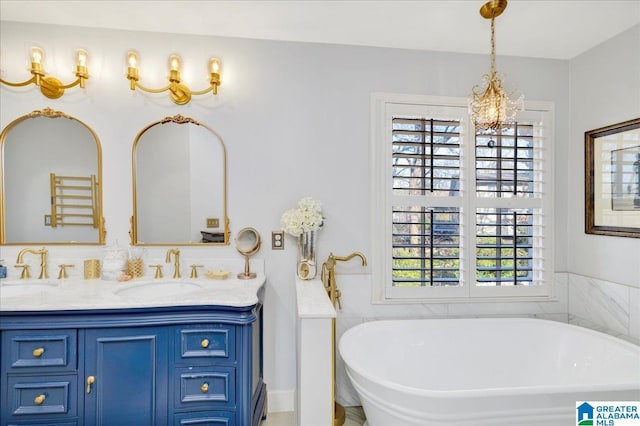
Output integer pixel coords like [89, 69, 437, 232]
[84, 327, 168, 426]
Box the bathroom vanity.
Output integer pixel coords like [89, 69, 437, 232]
[0, 276, 267, 426]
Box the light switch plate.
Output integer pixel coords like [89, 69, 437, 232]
[206, 218, 219, 228]
[272, 231, 285, 250]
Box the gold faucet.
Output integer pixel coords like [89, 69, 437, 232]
[165, 248, 181, 279]
[321, 251, 367, 426]
[16, 248, 49, 279]
[321, 252, 367, 310]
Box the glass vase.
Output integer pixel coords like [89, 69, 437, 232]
[296, 230, 317, 280]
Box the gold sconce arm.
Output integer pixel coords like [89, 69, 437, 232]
[1, 47, 89, 99]
[0, 75, 38, 88]
[125, 51, 221, 105]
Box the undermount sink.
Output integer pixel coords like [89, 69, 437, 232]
[115, 281, 203, 299]
[0, 281, 59, 298]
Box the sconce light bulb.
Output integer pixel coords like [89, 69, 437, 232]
[209, 58, 220, 74]
[169, 54, 181, 72]
[76, 49, 88, 67]
[30, 46, 43, 65]
[127, 51, 138, 68]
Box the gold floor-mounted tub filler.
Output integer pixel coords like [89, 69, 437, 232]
[321, 252, 367, 426]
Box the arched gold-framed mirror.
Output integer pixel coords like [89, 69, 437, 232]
[0, 107, 105, 245]
[130, 114, 230, 245]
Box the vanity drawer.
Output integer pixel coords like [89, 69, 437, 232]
[174, 366, 235, 409]
[6, 374, 78, 420]
[173, 410, 235, 425]
[176, 325, 235, 363]
[4, 329, 77, 371]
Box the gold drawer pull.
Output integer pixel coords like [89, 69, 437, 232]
[200, 338, 209, 348]
[201, 382, 209, 393]
[32, 347, 45, 358]
[34, 394, 46, 405]
[86, 376, 95, 394]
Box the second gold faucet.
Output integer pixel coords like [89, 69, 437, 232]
[165, 248, 181, 279]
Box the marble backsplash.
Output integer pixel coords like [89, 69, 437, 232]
[334, 272, 639, 407]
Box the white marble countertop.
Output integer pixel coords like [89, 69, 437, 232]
[295, 276, 336, 319]
[0, 275, 266, 312]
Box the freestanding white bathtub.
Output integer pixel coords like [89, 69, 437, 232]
[339, 318, 640, 426]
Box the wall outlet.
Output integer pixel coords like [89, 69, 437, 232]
[44, 215, 51, 226]
[206, 218, 219, 228]
[272, 231, 285, 250]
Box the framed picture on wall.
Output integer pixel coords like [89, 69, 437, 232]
[585, 117, 640, 238]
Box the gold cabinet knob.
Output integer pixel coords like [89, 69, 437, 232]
[32, 347, 45, 357]
[201, 383, 209, 393]
[86, 375, 96, 394]
[200, 338, 209, 348]
[34, 394, 46, 405]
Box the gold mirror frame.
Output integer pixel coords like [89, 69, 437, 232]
[130, 114, 230, 245]
[0, 108, 105, 245]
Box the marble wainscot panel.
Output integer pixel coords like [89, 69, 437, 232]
[568, 273, 638, 345]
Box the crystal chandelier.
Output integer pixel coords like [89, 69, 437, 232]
[469, 0, 523, 132]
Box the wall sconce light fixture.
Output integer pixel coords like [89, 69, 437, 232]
[0, 46, 89, 99]
[126, 51, 221, 105]
[468, 0, 523, 132]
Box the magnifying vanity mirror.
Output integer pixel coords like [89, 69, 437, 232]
[236, 227, 261, 279]
[0, 108, 105, 245]
[131, 115, 230, 245]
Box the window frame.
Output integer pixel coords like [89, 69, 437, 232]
[370, 93, 555, 303]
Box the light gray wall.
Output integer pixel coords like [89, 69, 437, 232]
[1, 21, 571, 397]
[568, 25, 640, 287]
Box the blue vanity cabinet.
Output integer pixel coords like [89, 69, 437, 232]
[0, 303, 267, 426]
[84, 326, 169, 425]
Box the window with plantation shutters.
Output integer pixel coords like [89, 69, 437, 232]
[474, 123, 543, 288]
[371, 94, 554, 302]
[391, 117, 462, 288]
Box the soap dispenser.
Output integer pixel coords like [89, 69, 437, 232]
[0, 259, 6, 279]
[101, 242, 128, 280]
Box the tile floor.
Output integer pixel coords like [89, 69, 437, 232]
[261, 406, 366, 426]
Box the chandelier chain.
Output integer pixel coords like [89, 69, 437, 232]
[490, 15, 496, 74]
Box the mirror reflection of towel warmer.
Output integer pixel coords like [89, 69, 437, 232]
[50, 173, 99, 228]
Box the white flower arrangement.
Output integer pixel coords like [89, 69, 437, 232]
[280, 197, 324, 237]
